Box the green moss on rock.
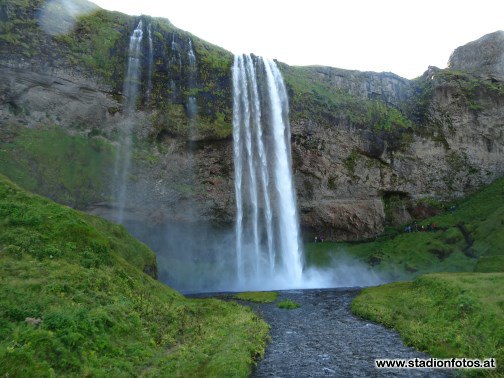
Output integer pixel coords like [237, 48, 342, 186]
[0, 125, 115, 209]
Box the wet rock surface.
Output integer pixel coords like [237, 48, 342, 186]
[245, 288, 453, 377]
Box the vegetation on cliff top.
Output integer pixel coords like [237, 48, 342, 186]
[1, 0, 234, 139]
[280, 64, 412, 132]
[56, 8, 131, 84]
[306, 176, 504, 280]
[4, 0, 502, 145]
[0, 0, 49, 58]
[0, 174, 269, 376]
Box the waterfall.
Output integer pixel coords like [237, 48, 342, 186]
[112, 20, 143, 223]
[146, 22, 153, 104]
[187, 38, 197, 119]
[232, 54, 303, 289]
[123, 21, 143, 110]
[171, 32, 177, 51]
[188, 39, 196, 69]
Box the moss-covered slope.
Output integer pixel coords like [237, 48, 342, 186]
[0, 125, 115, 210]
[0, 174, 268, 376]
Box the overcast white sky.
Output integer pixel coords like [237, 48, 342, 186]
[91, 0, 503, 79]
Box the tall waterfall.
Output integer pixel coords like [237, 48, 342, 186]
[232, 54, 303, 289]
[113, 20, 143, 223]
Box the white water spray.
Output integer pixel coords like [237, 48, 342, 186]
[113, 20, 143, 223]
[232, 54, 303, 290]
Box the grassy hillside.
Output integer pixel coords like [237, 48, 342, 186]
[0, 174, 268, 376]
[306, 176, 504, 280]
[352, 273, 503, 375]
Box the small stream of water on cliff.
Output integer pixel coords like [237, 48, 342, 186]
[187, 38, 197, 119]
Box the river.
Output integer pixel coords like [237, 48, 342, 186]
[239, 288, 453, 377]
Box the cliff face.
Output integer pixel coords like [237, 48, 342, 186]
[1, 0, 503, 241]
[289, 66, 504, 239]
[448, 30, 504, 80]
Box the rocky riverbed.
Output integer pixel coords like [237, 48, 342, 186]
[243, 288, 453, 377]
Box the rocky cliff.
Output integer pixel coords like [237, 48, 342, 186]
[1, 0, 503, 241]
[449, 30, 504, 80]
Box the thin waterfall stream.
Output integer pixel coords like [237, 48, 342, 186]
[112, 20, 143, 224]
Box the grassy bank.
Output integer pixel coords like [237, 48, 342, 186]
[305, 176, 504, 280]
[0, 175, 268, 376]
[352, 273, 503, 375]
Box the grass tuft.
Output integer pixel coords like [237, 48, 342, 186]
[276, 299, 301, 310]
[234, 291, 279, 303]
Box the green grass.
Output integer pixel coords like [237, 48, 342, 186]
[276, 299, 301, 310]
[352, 273, 504, 375]
[55, 8, 131, 85]
[233, 293, 300, 310]
[234, 292, 279, 303]
[0, 0, 46, 58]
[279, 64, 412, 134]
[305, 176, 504, 280]
[475, 256, 504, 273]
[0, 174, 269, 376]
[147, 18, 234, 140]
[0, 125, 114, 209]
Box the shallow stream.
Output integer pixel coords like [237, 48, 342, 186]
[238, 288, 453, 377]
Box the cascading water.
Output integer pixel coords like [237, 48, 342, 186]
[146, 22, 153, 104]
[112, 20, 143, 223]
[188, 39, 196, 69]
[123, 20, 143, 113]
[187, 39, 197, 119]
[232, 54, 304, 289]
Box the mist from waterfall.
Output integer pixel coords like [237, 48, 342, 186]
[112, 20, 143, 224]
[232, 54, 303, 290]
